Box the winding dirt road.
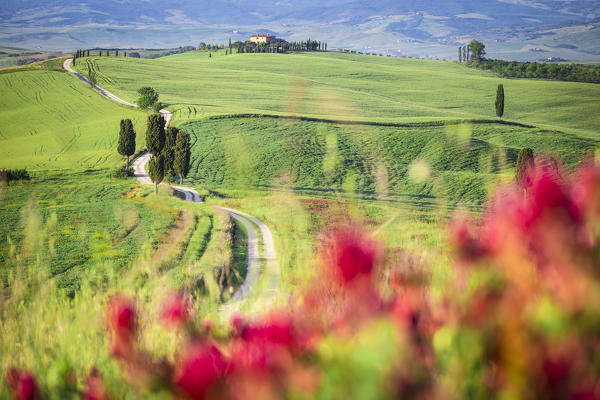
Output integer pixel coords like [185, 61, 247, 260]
[63, 58, 279, 312]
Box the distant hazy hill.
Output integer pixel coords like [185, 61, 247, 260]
[2, 0, 599, 60]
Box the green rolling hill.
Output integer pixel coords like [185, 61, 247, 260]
[74, 51, 600, 138]
[0, 65, 146, 170]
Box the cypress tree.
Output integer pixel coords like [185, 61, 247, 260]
[99, 50, 102, 56]
[515, 148, 534, 189]
[87, 50, 89, 57]
[116, 49, 119, 56]
[124, 51, 126, 57]
[118, 119, 136, 171]
[174, 131, 191, 185]
[462, 47, 466, 63]
[163, 126, 179, 179]
[148, 154, 165, 194]
[495, 84, 504, 119]
[145, 113, 166, 157]
[458, 47, 462, 63]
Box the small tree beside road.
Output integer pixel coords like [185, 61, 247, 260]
[137, 87, 159, 110]
[148, 155, 165, 194]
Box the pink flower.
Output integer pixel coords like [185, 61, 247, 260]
[241, 314, 295, 348]
[174, 342, 229, 399]
[5, 368, 38, 400]
[107, 295, 137, 341]
[160, 292, 192, 330]
[325, 230, 378, 284]
[106, 295, 137, 359]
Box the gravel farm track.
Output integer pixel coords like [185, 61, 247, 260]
[63, 58, 279, 314]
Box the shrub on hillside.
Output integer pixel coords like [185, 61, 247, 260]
[0, 169, 30, 183]
[110, 167, 134, 179]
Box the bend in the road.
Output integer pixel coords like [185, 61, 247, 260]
[64, 57, 278, 313]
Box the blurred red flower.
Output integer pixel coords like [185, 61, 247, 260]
[5, 368, 38, 400]
[325, 229, 378, 284]
[174, 342, 230, 400]
[160, 292, 192, 330]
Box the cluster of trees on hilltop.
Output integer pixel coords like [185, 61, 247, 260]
[458, 40, 600, 84]
[197, 43, 224, 51]
[457, 40, 485, 63]
[228, 38, 328, 54]
[471, 59, 600, 84]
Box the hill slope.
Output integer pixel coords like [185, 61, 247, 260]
[75, 52, 600, 138]
[180, 117, 598, 204]
[0, 68, 146, 170]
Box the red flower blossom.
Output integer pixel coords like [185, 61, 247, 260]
[160, 292, 192, 330]
[325, 230, 378, 284]
[246, 314, 296, 346]
[107, 295, 137, 341]
[106, 295, 137, 359]
[174, 342, 230, 399]
[5, 368, 38, 400]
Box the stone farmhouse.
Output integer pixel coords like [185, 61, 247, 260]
[250, 34, 286, 44]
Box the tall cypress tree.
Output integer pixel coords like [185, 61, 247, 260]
[174, 131, 191, 185]
[145, 113, 166, 157]
[118, 119, 136, 171]
[458, 47, 462, 63]
[148, 155, 165, 194]
[163, 126, 179, 179]
[495, 84, 505, 119]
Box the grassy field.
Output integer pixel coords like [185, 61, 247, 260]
[1, 49, 599, 397]
[0, 64, 147, 170]
[74, 51, 600, 138]
[179, 117, 598, 205]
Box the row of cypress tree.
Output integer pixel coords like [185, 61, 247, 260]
[118, 114, 191, 193]
[145, 114, 191, 193]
